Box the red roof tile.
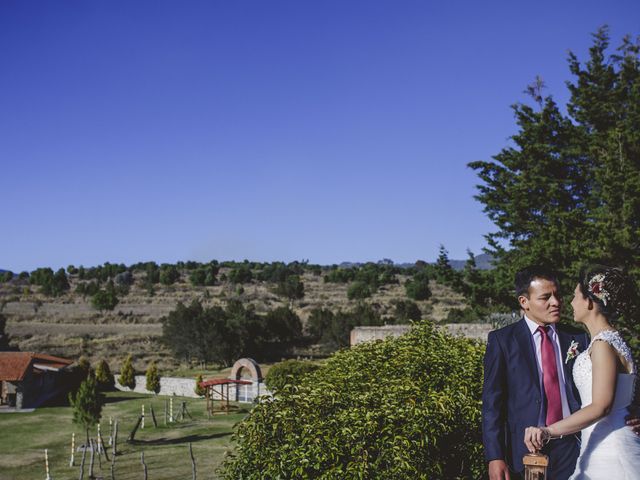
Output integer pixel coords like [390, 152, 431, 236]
[0, 352, 73, 381]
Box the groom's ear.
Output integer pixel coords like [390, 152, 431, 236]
[518, 294, 529, 310]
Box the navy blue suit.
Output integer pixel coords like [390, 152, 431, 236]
[482, 319, 589, 478]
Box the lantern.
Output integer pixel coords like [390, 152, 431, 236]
[523, 452, 549, 480]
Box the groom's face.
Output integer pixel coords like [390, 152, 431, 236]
[518, 277, 562, 326]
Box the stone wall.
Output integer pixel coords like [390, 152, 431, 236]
[114, 375, 269, 402]
[350, 323, 493, 346]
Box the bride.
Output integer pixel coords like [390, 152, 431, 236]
[524, 266, 640, 479]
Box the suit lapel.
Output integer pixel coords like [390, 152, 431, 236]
[514, 318, 540, 388]
[557, 329, 573, 385]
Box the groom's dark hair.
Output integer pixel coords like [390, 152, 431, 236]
[514, 266, 559, 298]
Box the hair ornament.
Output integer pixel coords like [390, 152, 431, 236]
[588, 273, 610, 306]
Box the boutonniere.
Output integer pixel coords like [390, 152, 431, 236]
[565, 340, 580, 364]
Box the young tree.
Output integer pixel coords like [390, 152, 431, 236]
[0, 314, 13, 351]
[91, 280, 119, 312]
[95, 359, 115, 391]
[404, 270, 431, 301]
[194, 374, 206, 396]
[119, 354, 136, 389]
[69, 374, 104, 444]
[145, 361, 160, 394]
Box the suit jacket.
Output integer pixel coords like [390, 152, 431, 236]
[482, 318, 589, 473]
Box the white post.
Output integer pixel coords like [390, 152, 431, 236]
[69, 432, 75, 467]
[108, 416, 113, 446]
[97, 423, 102, 454]
[44, 448, 51, 480]
[141, 404, 145, 429]
[169, 397, 174, 423]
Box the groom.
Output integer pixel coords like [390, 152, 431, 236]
[482, 266, 639, 479]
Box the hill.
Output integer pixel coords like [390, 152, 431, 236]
[0, 262, 470, 373]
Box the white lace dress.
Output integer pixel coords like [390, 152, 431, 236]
[568, 330, 640, 479]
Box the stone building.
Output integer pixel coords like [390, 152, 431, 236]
[0, 352, 73, 409]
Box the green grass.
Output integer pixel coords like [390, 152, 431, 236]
[0, 391, 249, 480]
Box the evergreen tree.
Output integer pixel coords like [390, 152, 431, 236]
[119, 354, 136, 389]
[434, 245, 463, 290]
[95, 359, 115, 391]
[69, 374, 104, 441]
[469, 27, 640, 353]
[145, 361, 160, 394]
[194, 373, 206, 396]
[0, 314, 13, 351]
[91, 280, 119, 312]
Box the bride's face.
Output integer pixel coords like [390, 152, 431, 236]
[570, 283, 589, 323]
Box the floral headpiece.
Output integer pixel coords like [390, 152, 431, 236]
[588, 273, 610, 306]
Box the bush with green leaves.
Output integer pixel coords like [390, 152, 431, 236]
[119, 354, 135, 389]
[91, 280, 119, 311]
[404, 270, 432, 301]
[95, 359, 115, 390]
[145, 361, 160, 393]
[194, 373, 206, 396]
[264, 359, 320, 393]
[222, 320, 485, 479]
[347, 280, 372, 300]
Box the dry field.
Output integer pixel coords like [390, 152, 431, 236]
[0, 267, 467, 372]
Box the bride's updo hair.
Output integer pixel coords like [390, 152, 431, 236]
[579, 265, 637, 321]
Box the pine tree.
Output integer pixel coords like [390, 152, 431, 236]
[95, 359, 115, 391]
[119, 354, 136, 389]
[469, 27, 640, 354]
[69, 374, 104, 440]
[194, 374, 206, 396]
[145, 361, 160, 394]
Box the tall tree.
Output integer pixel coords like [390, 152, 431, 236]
[69, 374, 104, 444]
[469, 27, 640, 353]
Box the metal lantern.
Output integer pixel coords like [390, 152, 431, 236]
[523, 452, 549, 480]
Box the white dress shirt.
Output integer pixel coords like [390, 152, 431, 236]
[524, 315, 571, 426]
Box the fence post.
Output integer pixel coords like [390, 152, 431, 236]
[150, 405, 158, 427]
[45, 449, 52, 480]
[88, 439, 95, 480]
[70, 432, 75, 467]
[140, 451, 148, 480]
[189, 442, 196, 480]
[112, 420, 118, 457]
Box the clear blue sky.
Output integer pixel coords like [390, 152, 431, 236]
[2, 1, 638, 272]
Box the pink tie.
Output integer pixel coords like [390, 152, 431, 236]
[538, 326, 562, 425]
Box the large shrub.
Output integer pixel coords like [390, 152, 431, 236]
[264, 359, 320, 393]
[221, 321, 485, 479]
[95, 359, 115, 390]
[145, 361, 160, 394]
[119, 354, 135, 389]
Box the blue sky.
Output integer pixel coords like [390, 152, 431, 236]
[1, 1, 638, 272]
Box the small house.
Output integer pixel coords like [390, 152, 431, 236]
[0, 352, 73, 409]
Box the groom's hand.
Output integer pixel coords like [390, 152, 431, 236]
[626, 404, 640, 435]
[488, 459, 511, 480]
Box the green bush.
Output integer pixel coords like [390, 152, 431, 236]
[404, 272, 431, 301]
[194, 374, 206, 396]
[445, 307, 481, 324]
[264, 360, 320, 393]
[347, 280, 372, 300]
[119, 354, 135, 389]
[95, 359, 115, 390]
[145, 361, 160, 394]
[221, 320, 485, 479]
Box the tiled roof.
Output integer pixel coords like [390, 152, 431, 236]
[0, 352, 73, 382]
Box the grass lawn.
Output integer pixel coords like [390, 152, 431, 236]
[0, 391, 249, 480]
